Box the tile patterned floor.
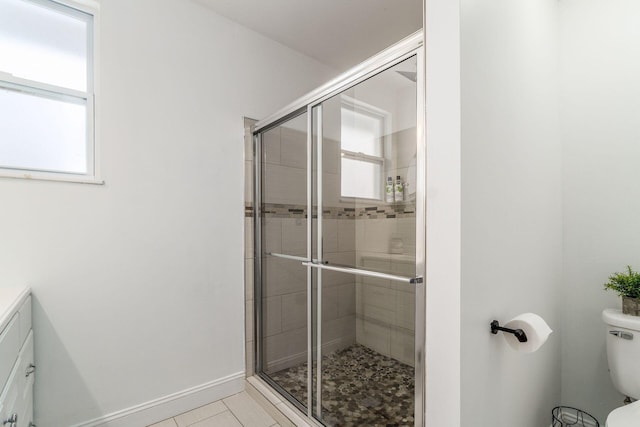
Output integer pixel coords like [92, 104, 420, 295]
[149, 391, 280, 427]
[150, 345, 413, 427]
[268, 344, 415, 427]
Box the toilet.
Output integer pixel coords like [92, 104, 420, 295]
[603, 309, 640, 427]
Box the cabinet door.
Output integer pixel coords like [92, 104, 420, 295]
[0, 316, 19, 392]
[0, 361, 20, 427]
[18, 331, 34, 406]
[18, 394, 32, 427]
[18, 297, 31, 348]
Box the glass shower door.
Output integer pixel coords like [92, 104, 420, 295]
[255, 39, 425, 426]
[256, 111, 312, 412]
[309, 55, 420, 427]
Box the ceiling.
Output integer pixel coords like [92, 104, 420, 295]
[194, 0, 423, 72]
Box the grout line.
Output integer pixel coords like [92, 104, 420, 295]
[226, 408, 245, 427]
[186, 410, 236, 427]
[153, 391, 281, 427]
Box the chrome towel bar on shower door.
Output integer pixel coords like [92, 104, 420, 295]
[301, 261, 423, 284]
[268, 252, 328, 264]
[268, 252, 308, 262]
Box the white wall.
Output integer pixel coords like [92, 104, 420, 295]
[560, 0, 640, 423]
[460, 1, 562, 426]
[0, 1, 335, 425]
[423, 0, 461, 424]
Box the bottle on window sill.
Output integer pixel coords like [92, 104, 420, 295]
[394, 175, 404, 203]
[385, 176, 395, 203]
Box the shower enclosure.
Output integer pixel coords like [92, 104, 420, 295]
[253, 32, 425, 427]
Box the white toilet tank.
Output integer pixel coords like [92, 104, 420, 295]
[603, 309, 640, 400]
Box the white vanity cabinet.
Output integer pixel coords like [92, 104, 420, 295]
[0, 288, 33, 427]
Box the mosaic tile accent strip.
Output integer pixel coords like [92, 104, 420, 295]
[267, 344, 414, 427]
[245, 203, 416, 219]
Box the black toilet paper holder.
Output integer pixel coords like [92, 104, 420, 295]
[490, 320, 528, 342]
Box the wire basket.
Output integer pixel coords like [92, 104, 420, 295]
[552, 406, 599, 427]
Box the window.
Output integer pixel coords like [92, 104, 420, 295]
[340, 96, 388, 200]
[0, 0, 98, 182]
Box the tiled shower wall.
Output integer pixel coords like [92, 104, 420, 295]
[244, 118, 256, 377]
[354, 127, 417, 367]
[356, 233, 416, 367]
[244, 120, 357, 375]
[262, 124, 357, 373]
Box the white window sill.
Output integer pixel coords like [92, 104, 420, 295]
[338, 197, 416, 204]
[0, 170, 104, 185]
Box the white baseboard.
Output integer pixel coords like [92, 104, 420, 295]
[72, 371, 245, 427]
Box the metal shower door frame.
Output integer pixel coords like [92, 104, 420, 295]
[253, 30, 426, 427]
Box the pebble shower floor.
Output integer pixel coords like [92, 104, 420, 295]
[268, 344, 414, 427]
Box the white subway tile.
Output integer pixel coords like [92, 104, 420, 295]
[244, 121, 255, 160]
[264, 164, 306, 205]
[322, 315, 356, 345]
[280, 127, 306, 169]
[263, 127, 281, 165]
[391, 328, 415, 367]
[391, 259, 415, 277]
[396, 291, 416, 331]
[338, 283, 356, 317]
[322, 219, 338, 253]
[263, 296, 282, 337]
[263, 218, 282, 255]
[264, 327, 307, 370]
[281, 291, 307, 331]
[363, 219, 385, 253]
[245, 258, 254, 300]
[246, 299, 254, 342]
[321, 285, 339, 321]
[361, 284, 395, 310]
[356, 318, 391, 355]
[245, 218, 254, 259]
[246, 339, 255, 376]
[322, 252, 356, 285]
[245, 161, 254, 204]
[361, 303, 395, 324]
[263, 257, 307, 297]
[337, 219, 356, 252]
[281, 218, 307, 256]
[360, 256, 391, 274]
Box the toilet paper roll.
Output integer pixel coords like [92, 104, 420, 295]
[503, 313, 552, 353]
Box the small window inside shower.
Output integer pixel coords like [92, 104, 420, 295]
[339, 96, 388, 200]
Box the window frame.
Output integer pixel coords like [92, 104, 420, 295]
[339, 95, 390, 201]
[0, 0, 101, 184]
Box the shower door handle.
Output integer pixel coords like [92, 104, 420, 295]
[301, 261, 422, 284]
[270, 253, 327, 264]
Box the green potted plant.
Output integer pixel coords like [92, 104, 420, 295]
[604, 266, 640, 316]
